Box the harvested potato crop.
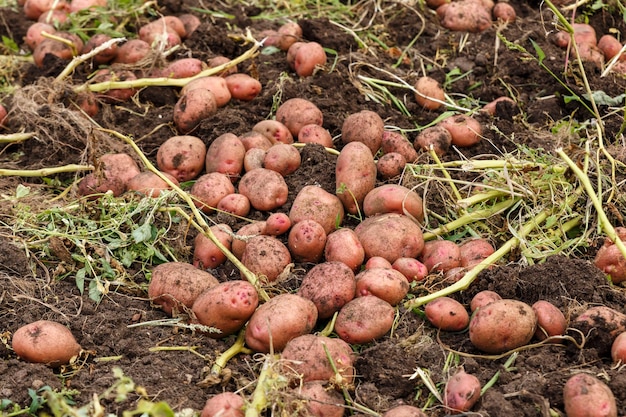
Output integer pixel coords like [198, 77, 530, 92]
[205, 133, 245, 180]
[239, 131, 273, 151]
[492, 2, 516, 22]
[365, 256, 393, 269]
[77, 172, 125, 198]
[253, 120, 294, 144]
[276, 98, 323, 137]
[157, 135, 206, 182]
[341, 110, 384, 154]
[243, 148, 266, 172]
[382, 405, 428, 417]
[231, 221, 267, 259]
[112, 39, 150, 64]
[469, 290, 501, 312]
[334, 295, 395, 344]
[190, 172, 235, 213]
[290, 381, 345, 417]
[241, 235, 291, 283]
[127, 171, 178, 197]
[297, 124, 334, 147]
[439, 114, 482, 147]
[563, 373, 617, 417]
[414, 125, 452, 156]
[377, 152, 406, 179]
[224, 73, 262, 101]
[598, 34, 625, 62]
[217, 193, 251, 217]
[290, 41, 327, 77]
[420, 239, 462, 273]
[238, 168, 289, 211]
[355, 213, 424, 263]
[25, 22, 55, 51]
[263, 143, 301, 176]
[392, 257, 428, 282]
[355, 267, 409, 306]
[572, 305, 626, 339]
[298, 261, 356, 318]
[363, 184, 424, 222]
[82, 33, 118, 65]
[193, 224, 233, 270]
[287, 219, 326, 263]
[481, 96, 517, 116]
[611, 332, 626, 363]
[173, 88, 217, 134]
[444, 369, 481, 413]
[594, 227, 626, 284]
[459, 238, 495, 269]
[424, 296, 469, 331]
[181, 76, 232, 107]
[264, 212, 291, 236]
[336, 141, 377, 215]
[33, 32, 81, 67]
[381, 131, 418, 163]
[200, 392, 244, 417]
[532, 300, 567, 341]
[92, 69, 137, 103]
[159, 57, 203, 79]
[12, 320, 81, 367]
[100, 153, 140, 190]
[414, 76, 445, 110]
[438, 0, 492, 33]
[289, 185, 344, 234]
[324, 228, 365, 272]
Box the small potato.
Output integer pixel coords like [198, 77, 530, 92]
[469, 290, 501, 313]
[481, 96, 517, 116]
[156, 135, 206, 182]
[291, 381, 345, 417]
[25, 22, 55, 51]
[69, 0, 105, 12]
[420, 239, 462, 273]
[74, 91, 99, 117]
[243, 148, 266, 172]
[239, 131, 273, 151]
[439, 0, 492, 32]
[148, 262, 219, 316]
[324, 228, 365, 272]
[77, 173, 125, 198]
[288, 219, 327, 263]
[425, 297, 469, 331]
[444, 369, 481, 413]
[291, 41, 327, 77]
[127, 171, 178, 197]
[201, 392, 244, 417]
[377, 152, 407, 179]
[365, 256, 393, 269]
[392, 257, 428, 282]
[253, 120, 294, 145]
[414, 125, 452, 156]
[276, 98, 323, 137]
[298, 124, 334, 148]
[336, 141, 377, 215]
[438, 114, 482, 147]
[414, 76, 445, 110]
[160, 57, 204, 79]
[594, 227, 626, 284]
[178, 14, 201, 38]
[383, 405, 427, 417]
[241, 235, 291, 283]
[363, 184, 424, 223]
[355, 267, 409, 306]
[298, 261, 356, 318]
[289, 185, 345, 235]
[113, 39, 151, 64]
[181, 76, 231, 107]
[205, 133, 245, 180]
[469, 299, 537, 353]
[611, 332, 626, 363]
[207, 55, 238, 76]
[245, 293, 318, 352]
[0, 104, 7, 128]
[138, 26, 181, 49]
[264, 212, 291, 236]
[238, 168, 289, 211]
[459, 238, 495, 269]
[224, 73, 262, 101]
[192, 280, 259, 338]
[140, 16, 186, 40]
[82, 34, 118, 65]
[355, 213, 424, 263]
[217, 193, 251, 217]
[12, 320, 81, 367]
[492, 2, 516, 22]
[598, 34, 626, 62]
[532, 300, 567, 341]
[335, 295, 395, 344]
[193, 224, 233, 269]
[563, 373, 617, 417]
[100, 153, 140, 190]
[341, 110, 384, 155]
[33, 34, 78, 67]
[232, 221, 267, 259]
[381, 131, 418, 163]
[190, 172, 235, 213]
[174, 88, 217, 134]
[276, 21, 302, 51]
[263, 144, 301, 176]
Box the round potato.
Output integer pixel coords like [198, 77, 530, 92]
[341, 110, 384, 155]
[420, 239, 462, 273]
[355, 213, 424, 263]
[438, 114, 482, 147]
[291, 41, 327, 77]
[99, 153, 140, 190]
[459, 238, 495, 269]
[414, 125, 452, 156]
[377, 152, 406, 179]
[216, 193, 251, 217]
[469, 290, 502, 312]
[365, 256, 393, 269]
[224, 73, 262, 101]
[181, 76, 231, 107]
[611, 332, 626, 363]
[239, 131, 273, 151]
[238, 168, 289, 211]
[174, 88, 217, 134]
[290, 381, 344, 417]
[355, 267, 409, 306]
[298, 261, 356, 318]
[263, 143, 301, 176]
[381, 130, 418, 163]
[200, 392, 244, 417]
[334, 295, 395, 344]
[289, 185, 345, 234]
[424, 297, 469, 331]
[297, 124, 334, 148]
[444, 369, 481, 413]
[363, 184, 424, 223]
[243, 148, 266, 172]
[324, 228, 365, 272]
[232, 221, 267, 259]
[241, 235, 291, 283]
[594, 227, 626, 284]
[392, 257, 428, 282]
[563, 373, 617, 417]
[156, 135, 206, 182]
[264, 212, 291, 236]
[276, 98, 323, 137]
[287, 219, 326, 263]
[253, 120, 294, 145]
[12, 320, 81, 367]
[190, 172, 236, 214]
[414, 76, 445, 110]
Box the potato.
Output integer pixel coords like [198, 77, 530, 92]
[193, 224, 233, 269]
[127, 171, 179, 197]
[181, 76, 231, 107]
[190, 172, 235, 213]
[355, 267, 409, 306]
[469, 299, 537, 353]
[224, 73, 262, 101]
[288, 219, 327, 263]
[239, 131, 273, 151]
[73, 91, 99, 117]
[140, 16, 186, 40]
[439, 114, 482, 147]
[281, 334, 356, 384]
[334, 295, 395, 344]
[365, 256, 393, 269]
[563, 373, 617, 417]
[492, 2, 516, 22]
[414, 76, 445, 110]
[290, 381, 345, 417]
[243, 148, 266, 172]
[23, 0, 68, 20]
[273, 21, 302, 51]
[0, 104, 7, 128]
[341, 110, 384, 154]
[285, 41, 304, 67]
[241, 235, 291, 283]
[12, 320, 81, 367]
[459, 238, 495, 269]
[263, 144, 301, 176]
[245, 293, 318, 352]
[232, 221, 266, 259]
[100, 153, 141, 190]
[139, 25, 181, 49]
[37, 8, 68, 25]
[444, 369, 481, 413]
[572, 305, 626, 339]
[289, 185, 344, 235]
[414, 125, 452, 156]
[276, 98, 323, 137]
[33, 34, 79, 67]
[392, 258, 428, 282]
[355, 213, 424, 263]
[598, 34, 625, 62]
[532, 300, 567, 341]
[382, 405, 427, 417]
[156, 135, 206, 182]
[324, 228, 364, 272]
[93, 69, 137, 103]
[68, 0, 105, 12]
[594, 227, 626, 284]
[207, 55, 238, 76]
[336, 141, 377, 215]
[82, 33, 118, 65]
[264, 212, 291, 236]
[253, 120, 294, 145]
[420, 239, 462, 273]
[291, 41, 327, 77]
[192, 280, 259, 338]
[611, 332, 626, 363]
[554, 23, 597, 49]
[377, 153, 406, 179]
[481, 96, 517, 116]
[148, 262, 219, 316]
[25, 22, 55, 51]
[113, 39, 151, 64]
[205, 133, 245, 180]
[469, 290, 501, 312]
[439, 0, 492, 33]
[160, 57, 204, 79]
[77, 173, 125, 198]
[201, 392, 245, 417]
[424, 296, 469, 331]
[298, 261, 356, 318]
[238, 168, 289, 211]
[174, 88, 217, 134]
[217, 193, 251, 217]
[381, 131, 418, 163]
[363, 184, 424, 222]
[178, 14, 201, 38]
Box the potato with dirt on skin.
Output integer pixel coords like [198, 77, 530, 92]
[92, 69, 137, 103]
[243, 148, 266, 172]
[355, 267, 409, 306]
[324, 228, 364, 272]
[23, 0, 68, 20]
[157, 135, 206, 182]
[264, 212, 291, 236]
[113, 39, 151, 64]
[439, 114, 482, 147]
[159, 57, 204, 79]
[190, 172, 235, 214]
[298, 261, 356, 318]
[444, 369, 481, 413]
[127, 171, 179, 197]
[289, 185, 345, 235]
[201, 392, 244, 417]
[594, 227, 626, 284]
[459, 238, 495, 268]
[178, 14, 201, 38]
[253, 120, 294, 144]
[336, 141, 377, 215]
[363, 184, 424, 223]
[245, 293, 318, 353]
[263, 143, 301, 176]
[181, 76, 231, 107]
[298, 124, 334, 148]
[238, 168, 289, 211]
[291, 381, 345, 417]
[82, 33, 118, 65]
[481, 96, 517, 116]
[288, 219, 327, 263]
[241, 235, 291, 283]
[425, 296, 469, 331]
[224, 73, 262, 101]
[148, 262, 219, 316]
[231, 221, 267, 259]
[355, 213, 424, 263]
[414, 125, 452, 156]
[341, 110, 384, 154]
[33, 32, 82, 67]
[414, 76, 445, 110]
[174, 88, 218, 134]
[382, 405, 427, 417]
[216, 193, 250, 217]
[192, 280, 259, 338]
[492, 2, 516, 22]
[469, 299, 537, 353]
[290, 41, 327, 77]
[276, 98, 323, 137]
[25, 22, 55, 51]
[377, 152, 406, 179]
[573, 305, 626, 339]
[532, 300, 567, 341]
[563, 373, 617, 417]
[470, 290, 501, 312]
[207, 55, 238, 76]
[420, 239, 462, 273]
[438, 0, 492, 33]
[335, 295, 395, 344]
[205, 133, 245, 180]
[12, 320, 81, 367]
[99, 153, 141, 190]
[193, 224, 233, 270]
[239, 131, 274, 151]
[77, 173, 125, 198]
[381, 130, 418, 163]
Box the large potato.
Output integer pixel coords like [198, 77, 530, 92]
[341, 110, 384, 154]
[363, 184, 424, 222]
[334, 295, 395, 344]
[297, 261, 356, 318]
[469, 299, 537, 353]
[289, 185, 344, 234]
[173, 88, 217, 134]
[241, 235, 291, 283]
[156, 135, 206, 182]
[238, 168, 289, 211]
[355, 267, 409, 306]
[276, 98, 323, 137]
[245, 293, 318, 352]
[439, 0, 492, 33]
[355, 213, 424, 263]
[190, 172, 235, 214]
[336, 141, 377, 215]
[205, 133, 245, 181]
[563, 373, 617, 417]
[12, 320, 81, 367]
[381, 130, 418, 163]
[324, 228, 364, 271]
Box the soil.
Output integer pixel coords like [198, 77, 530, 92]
[2, 0, 626, 416]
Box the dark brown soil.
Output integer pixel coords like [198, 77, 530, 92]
[2, 0, 626, 416]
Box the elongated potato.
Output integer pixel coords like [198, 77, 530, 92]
[205, 133, 245, 180]
[532, 300, 567, 341]
[334, 296, 395, 344]
[336, 141, 377, 215]
[563, 373, 617, 417]
[414, 76, 445, 110]
[12, 320, 81, 367]
[363, 184, 424, 222]
[298, 261, 356, 318]
[355, 213, 424, 263]
[573, 306, 626, 339]
[289, 185, 344, 235]
[355, 267, 409, 306]
[241, 235, 291, 283]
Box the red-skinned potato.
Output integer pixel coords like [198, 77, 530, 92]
[355, 213, 424, 263]
[0, 104, 7, 128]
[289, 185, 344, 235]
[100, 153, 140, 190]
[232, 221, 266, 259]
[563, 373, 617, 417]
[424, 296, 469, 331]
[276, 98, 323, 137]
[207, 55, 238, 76]
[127, 171, 178, 197]
[12, 320, 81, 367]
[469, 290, 501, 312]
[93, 69, 137, 103]
[201, 392, 244, 417]
[217, 193, 250, 217]
[174, 88, 217, 134]
[74, 90, 99, 117]
[532, 300, 567, 341]
[139, 26, 181, 49]
[288, 219, 326, 263]
[439, 114, 482, 147]
[298, 261, 356, 318]
[594, 228, 626, 284]
[140, 16, 186, 40]
[414, 76, 445, 110]
[192, 280, 259, 338]
[420, 239, 462, 273]
[160, 57, 204, 79]
[414, 125, 452, 156]
[148, 262, 219, 316]
[324, 228, 364, 272]
[224, 73, 262, 101]
[113, 39, 151, 64]
[572, 306, 626, 339]
[241, 235, 291, 283]
[459, 238, 495, 268]
[291, 381, 345, 417]
[492, 2, 516, 22]
[298, 124, 334, 147]
[25, 22, 55, 51]
[33, 32, 82, 67]
[253, 120, 294, 145]
[341, 110, 384, 155]
[239, 131, 273, 151]
[190, 172, 235, 214]
[156, 135, 206, 182]
[178, 14, 201, 39]
[276, 21, 302, 51]
[37, 8, 68, 25]
[336, 141, 377, 215]
[381, 131, 418, 163]
[335, 295, 395, 344]
[238, 168, 289, 211]
[481, 96, 516, 116]
[355, 267, 409, 306]
[263, 144, 301, 176]
[554, 23, 597, 49]
[264, 212, 291, 236]
[77, 173, 125, 198]
[205, 133, 245, 180]
[82, 34, 118, 65]
[392, 257, 428, 282]
[181, 76, 231, 107]
[598, 34, 625, 62]
[439, 0, 492, 32]
[245, 293, 318, 352]
[243, 148, 266, 172]
[365, 256, 393, 269]
[363, 184, 424, 222]
[286, 41, 304, 68]
[69, 0, 105, 13]
[377, 153, 406, 179]
[611, 332, 626, 363]
[193, 224, 233, 269]
[291, 41, 327, 77]
[444, 369, 481, 413]
[23, 0, 68, 20]
[383, 405, 427, 417]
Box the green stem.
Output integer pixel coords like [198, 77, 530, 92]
[244, 354, 281, 417]
[0, 164, 93, 177]
[210, 329, 252, 376]
[0, 132, 34, 143]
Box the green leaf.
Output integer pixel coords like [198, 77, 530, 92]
[530, 39, 546, 64]
[15, 184, 30, 198]
[583, 91, 626, 106]
[131, 222, 152, 243]
[75, 268, 86, 294]
[88, 279, 103, 303]
[2, 35, 19, 53]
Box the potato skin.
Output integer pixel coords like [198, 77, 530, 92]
[324, 228, 364, 272]
[291, 381, 345, 417]
[382, 405, 427, 417]
[572, 306, 626, 339]
[245, 293, 318, 352]
[363, 184, 424, 223]
[264, 212, 291, 236]
[444, 369, 481, 413]
[276, 98, 323, 137]
[216, 193, 250, 217]
[469, 290, 501, 312]
[156, 135, 206, 182]
[414, 76, 445, 110]
[100, 153, 141, 190]
[193, 224, 233, 269]
[205, 133, 245, 180]
[201, 392, 244, 417]
[469, 299, 537, 353]
[334, 296, 395, 344]
[289, 185, 344, 235]
[298, 124, 333, 148]
[181, 76, 231, 107]
[392, 257, 428, 282]
[127, 171, 178, 197]
[355, 213, 424, 263]
[563, 373, 617, 417]
[174, 88, 217, 134]
[355, 267, 409, 306]
[232, 221, 266, 259]
[420, 239, 462, 273]
[287, 219, 326, 263]
[190, 172, 236, 214]
[253, 120, 294, 145]
[424, 297, 469, 331]
[291, 41, 327, 77]
[224, 73, 262, 101]
[336, 141, 377, 215]
[532, 300, 567, 341]
[298, 261, 356, 318]
[12, 320, 81, 367]
[439, 114, 482, 147]
[241, 235, 291, 283]
[414, 125, 452, 156]
[439, 0, 492, 33]
[459, 238, 495, 269]
[381, 130, 418, 163]
[377, 153, 407, 180]
[263, 143, 301, 176]
[238, 168, 289, 211]
[341, 110, 384, 154]
[611, 332, 626, 363]
[594, 227, 626, 284]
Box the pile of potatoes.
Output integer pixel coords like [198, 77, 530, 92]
[553, 23, 626, 72]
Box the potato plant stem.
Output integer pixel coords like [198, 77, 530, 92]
[245, 354, 283, 417]
[0, 164, 93, 177]
[210, 329, 252, 376]
[0, 132, 35, 143]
